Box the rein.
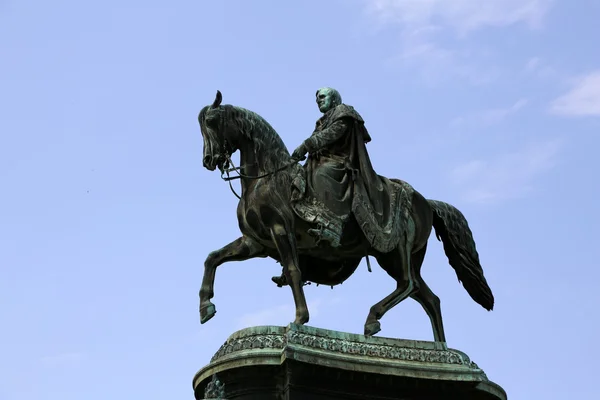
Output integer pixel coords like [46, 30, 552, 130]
[220, 156, 298, 200]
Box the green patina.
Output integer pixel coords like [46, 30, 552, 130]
[198, 89, 495, 344]
[193, 324, 507, 400]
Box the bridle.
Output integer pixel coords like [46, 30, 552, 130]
[219, 153, 299, 200]
[202, 91, 299, 200]
[207, 119, 299, 200]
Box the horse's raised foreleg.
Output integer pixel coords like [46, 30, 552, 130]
[269, 224, 309, 325]
[199, 236, 266, 324]
[364, 245, 417, 336]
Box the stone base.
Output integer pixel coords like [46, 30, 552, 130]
[193, 325, 506, 400]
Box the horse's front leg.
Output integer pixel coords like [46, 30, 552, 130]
[199, 236, 266, 324]
[269, 223, 309, 325]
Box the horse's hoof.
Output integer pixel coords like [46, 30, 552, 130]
[364, 321, 381, 337]
[294, 315, 309, 325]
[200, 302, 216, 324]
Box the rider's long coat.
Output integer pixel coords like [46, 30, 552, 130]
[302, 104, 400, 251]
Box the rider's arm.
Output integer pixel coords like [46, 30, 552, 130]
[303, 119, 349, 153]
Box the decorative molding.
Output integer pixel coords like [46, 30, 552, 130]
[288, 330, 471, 366]
[203, 374, 225, 399]
[211, 332, 284, 362]
[209, 325, 484, 374]
[193, 325, 505, 400]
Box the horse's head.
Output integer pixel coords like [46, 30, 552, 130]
[199, 91, 291, 175]
[198, 90, 237, 172]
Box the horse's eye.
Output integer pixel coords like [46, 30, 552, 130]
[205, 116, 218, 128]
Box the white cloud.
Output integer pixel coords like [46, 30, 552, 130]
[550, 71, 600, 117]
[525, 57, 541, 73]
[452, 98, 529, 127]
[366, 0, 553, 83]
[368, 0, 552, 32]
[523, 56, 559, 79]
[450, 139, 562, 203]
[385, 26, 500, 85]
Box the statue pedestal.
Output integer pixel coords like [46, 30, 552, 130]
[193, 324, 506, 400]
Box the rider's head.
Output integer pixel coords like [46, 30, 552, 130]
[316, 87, 342, 113]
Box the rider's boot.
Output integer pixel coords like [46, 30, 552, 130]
[271, 273, 288, 287]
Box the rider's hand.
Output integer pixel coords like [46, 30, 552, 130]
[292, 143, 308, 161]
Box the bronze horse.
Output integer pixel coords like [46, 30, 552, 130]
[198, 91, 494, 342]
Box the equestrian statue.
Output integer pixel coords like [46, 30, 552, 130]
[197, 88, 494, 342]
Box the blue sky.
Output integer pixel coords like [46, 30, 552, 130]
[1, 1, 599, 399]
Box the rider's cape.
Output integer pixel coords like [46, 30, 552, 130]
[295, 104, 412, 254]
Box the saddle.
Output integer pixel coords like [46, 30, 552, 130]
[290, 164, 414, 252]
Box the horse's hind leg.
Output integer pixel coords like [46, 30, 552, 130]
[364, 244, 417, 336]
[409, 245, 446, 343]
[411, 276, 446, 343]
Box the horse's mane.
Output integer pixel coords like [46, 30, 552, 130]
[219, 105, 292, 173]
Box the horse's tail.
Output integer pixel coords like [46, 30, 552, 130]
[428, 199, 494, 311]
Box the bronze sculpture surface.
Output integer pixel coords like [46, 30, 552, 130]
[198, 89, 494, 343]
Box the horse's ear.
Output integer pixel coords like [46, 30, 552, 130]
[211, 90, 222, 108]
